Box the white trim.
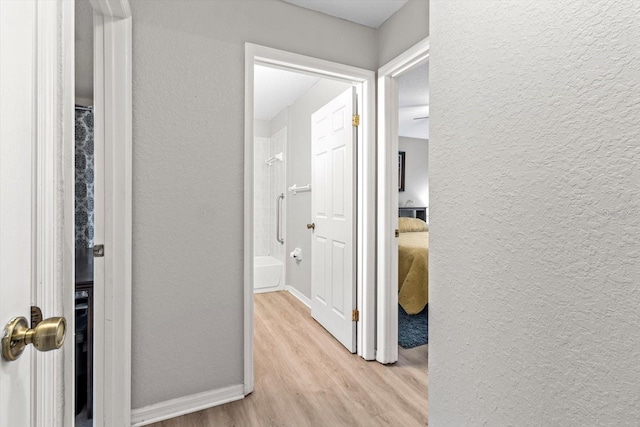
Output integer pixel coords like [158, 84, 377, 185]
[89, 0, 131, 19]
[244, 43, 377, 395]
[131, 385, 244, 427]
[62, 0, 77, 424]
[376, 38, 429, 364]
[254, 286, 285, 294]
[243, 45, 256, 396]
[285, 286, 311, 309]
[33, 0, 131, 424]
[88, 1, 133, 426]
[34, 2, 73, 426]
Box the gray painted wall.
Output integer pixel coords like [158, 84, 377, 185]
[398, 137, 428, 210]
[377, 0, 429, 67]
[254, 120, 270, 138]
[284, 79, 353, 299]
[270, 107, 289, 137]
[130, 0, 377, 409]
[430, 1, 640, 425]
[75, 0, 93, 104]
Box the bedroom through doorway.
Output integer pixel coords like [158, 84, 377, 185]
[376, 38, 429, 365]
[396, 58, 429, 355]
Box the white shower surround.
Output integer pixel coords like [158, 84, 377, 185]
[253, 136, 271, 256]
[269, 127, 287, 263]
[253, 127, 287, 292]
[253, 256, 284, 292]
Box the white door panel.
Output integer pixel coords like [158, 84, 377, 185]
[0, 1, 37, 425]
[311, 87, 357, 353]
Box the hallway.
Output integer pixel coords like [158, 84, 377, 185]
[151, 291, 428, 426]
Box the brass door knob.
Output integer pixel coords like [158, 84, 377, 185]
[306, 223, 315, 230]
[2, 315, 66, 361]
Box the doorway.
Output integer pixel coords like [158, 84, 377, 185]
[377, 38, 429, 364]
[244, 44, 377, 394]
[75, 0, 134, 425]
[74, 2, 95, 423]
[251, 63, 356, 349]
[396, 59, 429, 355]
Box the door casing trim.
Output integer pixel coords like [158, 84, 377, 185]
[90, 1, 133, 425]
[376, 38, 429, 364]
[53, 1, 133, 425]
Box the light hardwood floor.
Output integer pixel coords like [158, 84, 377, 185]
[151, 291, 428, 427]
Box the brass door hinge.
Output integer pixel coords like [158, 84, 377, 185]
[352, 309, 359, 322]
[352, 114, 360, 127]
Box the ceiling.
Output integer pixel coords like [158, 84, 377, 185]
[282, 0, 408, 28]
[255, 60, 429, 139]
[398, 60, 429, 140]
[256, 0, 428, 137]
[277, 0, 428, 139]
[254, 66, 320, 121]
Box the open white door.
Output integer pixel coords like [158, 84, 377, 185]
[0, 2, 37, 424]
[0, 1, 71, 425]
[310, 87, 358, 353]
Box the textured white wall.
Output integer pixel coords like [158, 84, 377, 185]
[430, 1, 640, 425]
[130, 0, 376, 409]
[377, 0, 429, 67]
[398, 137, 428, 209]
[285, 79, 352, 299]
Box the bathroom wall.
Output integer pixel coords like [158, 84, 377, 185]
[269, 127, 287, 263]
[254, 122, 287, 261]
[285, 79, 353, 300]
[254, 120, 270, 138]
[253, 136, 271, 256]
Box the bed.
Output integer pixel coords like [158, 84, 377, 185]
[398, 217, 429, 314]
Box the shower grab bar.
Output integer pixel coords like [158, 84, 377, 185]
[276, 193, 284, 244]
[288, 184, 311, 195]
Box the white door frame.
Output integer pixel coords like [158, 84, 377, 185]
[244, 43, 376, 394]
[59, 0, 133, 425]
[377, 38, 429, 364]
[88, 0, 133, 425]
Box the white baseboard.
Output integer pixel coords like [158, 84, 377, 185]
[285, 285, 311, 308]
[253, 284, 285, 294]
[131, 384, 244, 426]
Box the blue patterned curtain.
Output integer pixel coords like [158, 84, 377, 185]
[75, 107, 94, 249]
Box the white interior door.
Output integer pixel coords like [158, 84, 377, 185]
[310, 87, 357, 353]
[0, 1, 38, 424]
[1, 1, 70, 425]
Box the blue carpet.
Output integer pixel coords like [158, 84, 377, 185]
[398, 304, 428, 348]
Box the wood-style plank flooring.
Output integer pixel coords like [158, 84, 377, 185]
[151, 291, 428, 427]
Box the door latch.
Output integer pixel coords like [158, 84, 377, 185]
[93, 244, 104, 257]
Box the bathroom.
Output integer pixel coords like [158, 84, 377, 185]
[252, 64, 352, 304]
